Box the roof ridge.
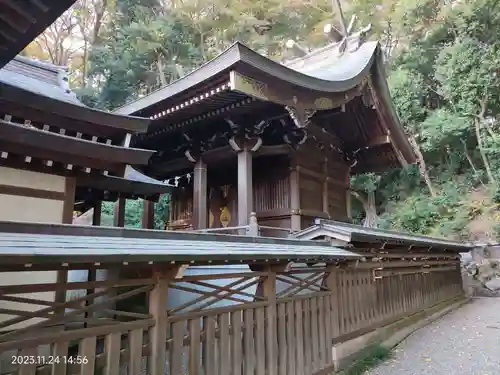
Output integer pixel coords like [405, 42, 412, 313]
[13, 55, 68, 73]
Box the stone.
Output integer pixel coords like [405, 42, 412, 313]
[485, 277, 500, 291]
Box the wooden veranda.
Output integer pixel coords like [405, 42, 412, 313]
[0, 222, 469, 375]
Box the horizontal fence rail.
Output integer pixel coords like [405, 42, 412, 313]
[0, 258, 464, 375]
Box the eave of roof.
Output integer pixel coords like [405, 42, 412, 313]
[76, 166, 172, 199]
[114, 41, 379, 116]
[0, 80, 151, 134]
[0, 225, 359, 267]
[0, 0, 77, 68]
[292, 219, 474, 252]
[0, 120, 154, 172]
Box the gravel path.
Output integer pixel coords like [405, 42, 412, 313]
[367, 297, 500, 375]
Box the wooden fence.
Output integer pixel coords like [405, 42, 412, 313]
[0, 261, 464, 375]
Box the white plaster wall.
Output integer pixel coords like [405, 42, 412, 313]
[0, 166, 66, 223]
[0, 167, 69, 332]
[0, 194, 64, 223]
[0, 166, 66, 191]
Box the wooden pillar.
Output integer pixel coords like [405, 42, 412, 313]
[238, 149, 253, 226]
[148, 268, 175, 375]
[193, 159, 207, 229]
[114, 198, 125, 227]
[142, 200, 155, 229]
[290, 165, 301, 232]
[62, 177, 76, 224]
[92, 201, 102, 226]
[322, 158, 330, 217]
[254, 265, 279, 375]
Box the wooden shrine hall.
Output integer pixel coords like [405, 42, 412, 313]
[116, 32, 415, 234]
[0, 53, 171, 225]
[0, 2, 475, 375]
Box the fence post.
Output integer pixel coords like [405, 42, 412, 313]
[148, 266, 179, 375]
[325, 264, 340, 368]
[254, 264, 282, 375]
[247, 212, 259, 236]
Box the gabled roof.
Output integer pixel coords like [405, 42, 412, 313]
[0, 1, 77, 68]
[292, 219, 474, 253]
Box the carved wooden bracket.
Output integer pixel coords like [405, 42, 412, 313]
[225, 118, 269, 152]
[285, 106, 316, 128]
[281, 118, 307, 149]
[228, 136, 262, 152]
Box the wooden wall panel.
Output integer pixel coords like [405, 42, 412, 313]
[169, 156, 291, 230]
[299, 176, 323, 212]
[254, 176, 289, 212]
[169, 187, 194, 229]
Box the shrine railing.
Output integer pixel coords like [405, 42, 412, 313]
[187, 212, 295, 237]
[0, 259, 464, 375]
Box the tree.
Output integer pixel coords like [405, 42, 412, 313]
[350, 173, 381, 227]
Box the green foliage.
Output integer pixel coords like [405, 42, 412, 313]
[69, 0, 500, 239]
[340, 344, 392, 375]
[418, 109, 471, 152]
[101, 195, 170, 230]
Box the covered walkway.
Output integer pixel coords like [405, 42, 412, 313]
[368, 297, 500, 375]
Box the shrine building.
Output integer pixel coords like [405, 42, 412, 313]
[115, 33, 415, 235]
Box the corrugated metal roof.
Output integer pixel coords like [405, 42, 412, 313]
[293, 219, 474, 252]
[0, 231, 359, 265]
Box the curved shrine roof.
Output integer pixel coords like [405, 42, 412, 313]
[116, 39, 415, 172]
[115, 41, 379, 116]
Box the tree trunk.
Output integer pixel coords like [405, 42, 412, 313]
[351, 190, 378, 228]
[408, 133, 436, 196]
[157, 55, 167, 87]
[461, 139, 487, 187]
[82, 39, 88, 87]
[475, 117, 496, 185]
